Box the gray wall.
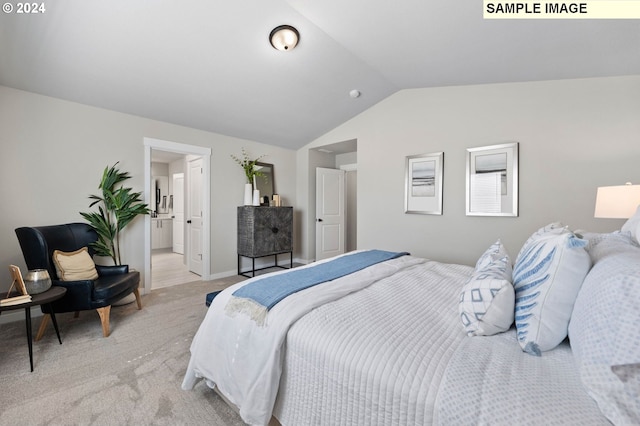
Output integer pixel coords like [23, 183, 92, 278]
[0, 85, 297, 291]
[296, 76, 640, 265]
[3, 76, 638, 292]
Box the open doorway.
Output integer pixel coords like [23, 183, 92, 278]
[143, 138, 212, 294]
[150, 155, 197, 288]
[310, 139, 357, 262]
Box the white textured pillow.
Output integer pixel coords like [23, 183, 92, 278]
[569, 233, 640, 425]
[52, 247, 99, 281]
[460, 240, 514, 336]
[513, 227, 591, 355]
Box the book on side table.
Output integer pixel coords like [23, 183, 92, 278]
[1, 265, 32, 306]
[0, 293, 32, 306]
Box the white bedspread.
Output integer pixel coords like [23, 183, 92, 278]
[434, 329, 608, 425]
[272, 260, 473, 425]
[182, 252, 429, 426]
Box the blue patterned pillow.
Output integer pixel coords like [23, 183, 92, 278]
[513, 228, 591, 355]
[474, 239, 509, 271]
[460, 240, 514, 336]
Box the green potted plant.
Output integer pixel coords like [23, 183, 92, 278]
[231, 148, 266, 205]
[80, 162, 150, 265]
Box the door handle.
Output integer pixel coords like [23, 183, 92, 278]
[187, 220, 192, 224]
[317, 218, 323, 222]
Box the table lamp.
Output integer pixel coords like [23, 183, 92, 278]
[594, 182, 640, 219]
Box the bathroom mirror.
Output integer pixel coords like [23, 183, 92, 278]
[153, 176, 169, 214]
[254, 162, 274, 199]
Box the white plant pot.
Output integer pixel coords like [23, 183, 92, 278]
[244, 183, 253, 205]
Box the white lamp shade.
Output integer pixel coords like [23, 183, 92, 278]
[270, 25, 299, 51]
[594, 184, 640, 218]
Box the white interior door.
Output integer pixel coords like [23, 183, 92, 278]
[316, 167, 345, 261]
[172, 173, 185, 255]
[188, 158, 203, 276]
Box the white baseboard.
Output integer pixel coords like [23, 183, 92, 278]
[2, 258, 314, 323]
[206, 269, 238, 280]
[203, 256, 310, 281]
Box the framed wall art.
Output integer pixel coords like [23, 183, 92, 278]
[8, 264, 28, 295]
[405, 152, 444, 215]
[466, 142, 518, 217]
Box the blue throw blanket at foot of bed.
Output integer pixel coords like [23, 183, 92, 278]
[225, 250, 408, 325]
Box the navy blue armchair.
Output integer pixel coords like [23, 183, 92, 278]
[15, 223, 142, 339]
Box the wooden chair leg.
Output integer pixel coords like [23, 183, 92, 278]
[96, 306, 111, 337]
[35, 314, 51, 342]
[133, 288, 142, 310]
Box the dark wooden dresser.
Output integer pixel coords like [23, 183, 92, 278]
[237, 206, 293, 277]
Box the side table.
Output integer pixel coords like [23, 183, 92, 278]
[0, 286, 67, 371]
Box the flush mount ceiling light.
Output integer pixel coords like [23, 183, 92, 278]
[269, 25, 299, 51]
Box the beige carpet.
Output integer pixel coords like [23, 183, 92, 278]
[0, 277, 247, 425]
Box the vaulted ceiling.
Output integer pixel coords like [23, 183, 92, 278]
[1, 1, 638, 150]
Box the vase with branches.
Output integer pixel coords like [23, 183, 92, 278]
[80, 162, 150, 265]
[231, 147, 266, 185]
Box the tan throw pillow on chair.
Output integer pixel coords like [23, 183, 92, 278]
[52, 247, 99, 281]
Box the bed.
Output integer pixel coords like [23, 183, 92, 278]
[182, 220, 640, 425]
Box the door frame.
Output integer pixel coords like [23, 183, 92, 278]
[172, 172, 185, 255]
[143, 137, 211, 294]
[340, 163, 357, 253]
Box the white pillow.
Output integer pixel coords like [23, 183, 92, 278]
[460, 240, 514, 336]
[512, 227, 591, 355]
[568, 233, 640, 425]
[621, 204, 640, 244]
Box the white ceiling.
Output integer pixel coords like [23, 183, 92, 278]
[1, 1, 638, 150]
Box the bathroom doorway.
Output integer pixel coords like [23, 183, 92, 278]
[150, 155, 198, 288]
[143, 138, 211, 294]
